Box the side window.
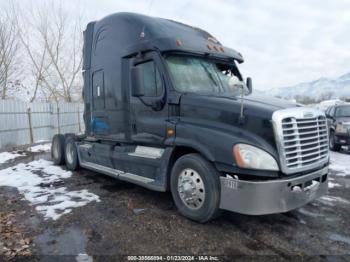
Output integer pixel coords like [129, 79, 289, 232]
[136, 61, 163, 97]
[92, 70, 105, 110]
[329, 106, 335, 117]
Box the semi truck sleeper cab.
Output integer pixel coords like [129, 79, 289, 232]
[51, 12, 329, 222]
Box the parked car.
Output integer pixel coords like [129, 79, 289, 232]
[318, 99, 345, 112]
[326, 104, 350, 151]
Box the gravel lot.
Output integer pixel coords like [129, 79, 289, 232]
[0, 145, 349, 261]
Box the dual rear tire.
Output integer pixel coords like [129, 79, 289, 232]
[51, 134, 65, 165]
[51, 134, 80, 171]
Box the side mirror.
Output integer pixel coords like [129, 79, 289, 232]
[326, 113, 334, 120]
[246, 77, 253, 94]
[131, 66, 144, 97]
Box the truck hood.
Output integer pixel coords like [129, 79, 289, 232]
[241, 94, 298, 110]
[180, 93, 298, 119]
[179, 93, 298, 149]
[336, 117, 350, 124]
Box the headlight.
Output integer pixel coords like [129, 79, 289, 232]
[335, 123, 349, 134]
[233, 144, 279, 171]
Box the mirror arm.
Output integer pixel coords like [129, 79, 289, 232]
[246, 77, 253, 94]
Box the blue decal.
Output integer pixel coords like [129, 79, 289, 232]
[91, 118, 110, 134]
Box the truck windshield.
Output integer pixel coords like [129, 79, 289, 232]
[166, 55, 249, 96]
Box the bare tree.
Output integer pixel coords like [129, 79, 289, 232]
[11, 1, 55, 102]
[319, 91, 334, 102]
[0, 10, 20, 99]
[340, 96, 350, 102]
[294, 95, 317, 105]
[11, 0, 83, 102]
[38, 2, 83, 102]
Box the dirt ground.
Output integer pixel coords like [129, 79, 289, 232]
[0, 148, 350, 261]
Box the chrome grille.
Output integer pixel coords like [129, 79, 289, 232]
[272, 108, 329, 174]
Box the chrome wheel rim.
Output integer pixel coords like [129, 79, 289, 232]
[52, 139, 59, 159]
[66, 143, 74, 164]
[177, 168, 205, 210]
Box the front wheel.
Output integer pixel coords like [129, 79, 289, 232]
[170, 153, 221, 223]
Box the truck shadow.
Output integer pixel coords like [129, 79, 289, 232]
[74, 164, 347, 241]
[76, 167, 302, 225]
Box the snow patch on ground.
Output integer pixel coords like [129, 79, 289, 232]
[34, 139, 51, 144]
[297, 207, 324, 218]
[330, 151, 350, 176]
[319, 196, 350, 206]
[329, 233, 350, 245]
[334, 173, 348, 177]
[298, 218, 307, 224]
[328, 181, 342, 188]
[0, 151, 24, 164]
[0, 159, 100, 220]
[76, 253, 93, 262]
[0, 142, 51, 164]
[27, 143, 51, 153]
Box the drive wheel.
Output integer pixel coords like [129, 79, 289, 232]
[64, 137, 80, 171]
[51, 134, 65, 165]
[170, 153, 221, 223]
[329, 131, 341, 151]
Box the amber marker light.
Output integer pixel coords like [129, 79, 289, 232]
[233, 144, 245, 168]
[167, 128, 175, 137]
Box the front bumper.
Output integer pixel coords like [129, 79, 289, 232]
[220, 166, 328, 215]
[334, 133, 350, 145]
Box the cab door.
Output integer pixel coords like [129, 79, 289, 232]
[129, 52, 168, 145]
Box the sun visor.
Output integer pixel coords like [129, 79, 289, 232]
[124, 37, 244, 63]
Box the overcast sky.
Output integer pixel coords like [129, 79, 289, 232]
[3, 0, 350, 90]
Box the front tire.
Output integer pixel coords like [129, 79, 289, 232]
[51, 134, 65, 165]
[329, 131, 341, 151]
[64, 137, 80, 171]
[170, 153, 221, 223]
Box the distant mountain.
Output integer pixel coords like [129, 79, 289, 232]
[265, 72, 350, 101]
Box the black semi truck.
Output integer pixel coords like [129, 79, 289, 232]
[51, 12, 329, 222]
